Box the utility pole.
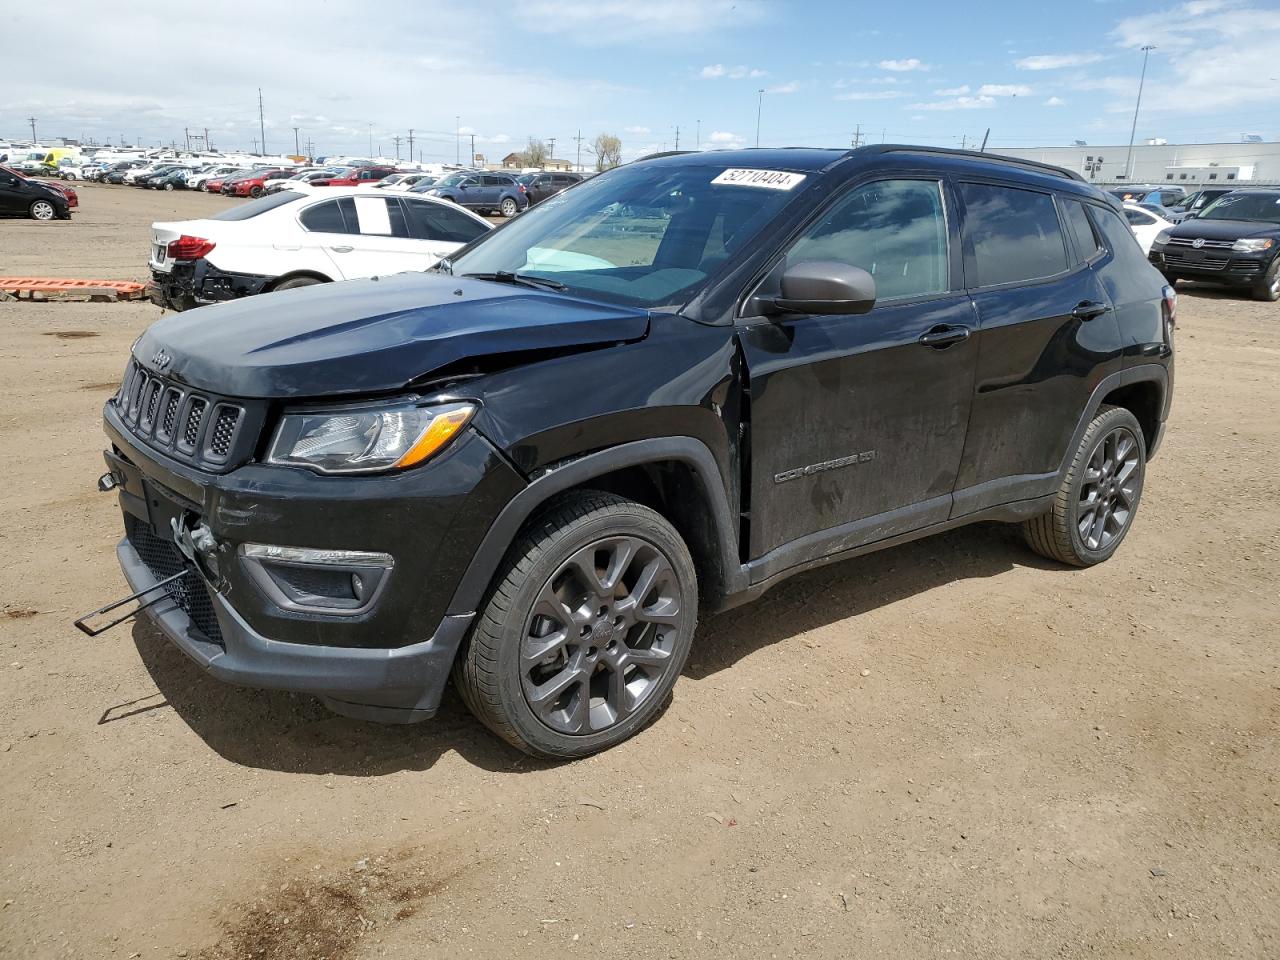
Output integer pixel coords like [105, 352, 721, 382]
[368, 123, 374, 156]
[573, 130, 584, 171]
[549, 137, 557, 163]
[252, 137, 259, 154]
[292, 126, 300, 156]
[185, 127, 191, 151]
[204, 127, 211, 151]
[257, 88, 266, 155]
[1125, 44, 1157, 180]
[755, 89, 764, 148]
[28, 116, 37, 142]
[961, 134, 967, 150]
[408, 129, 415, 163]
[674, 126, 679, 151]
[851, 124, 863, 148]
[393, 135, 402, 160]
[307, 137, 314, 160]
[469, 133, 476, 164]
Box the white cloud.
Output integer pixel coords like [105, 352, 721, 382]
[879, 58, 929, 72]
[701, 63, 767, 80]
[521, 0, 764, 41]
[978, 83, 1032, 96]
[707, 130, 746, 148]
[934, 85, 971, 96]
[910, 95, 997, 111]
[1015, 52, 1106, 70]
[835, 90, 907, 101]
[767, 81, 800, 94]
[624, 125, 651, 134]
[700, 64, 727, 78]
[1043, 96, 1067, 106]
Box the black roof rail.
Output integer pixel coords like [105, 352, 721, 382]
[855, 144, 1087, 183]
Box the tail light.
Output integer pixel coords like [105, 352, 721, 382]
[1161, 283, 1177, 345]
[167, 235, 216, 260]
[518, 183, 526, 193]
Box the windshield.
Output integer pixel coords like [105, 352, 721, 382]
[448, 161, 807, 310]
[1199, 192, 1280, 223]
[433, 172, 471, 188]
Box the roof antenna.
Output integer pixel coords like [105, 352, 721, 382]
[979, 128, 990, 152]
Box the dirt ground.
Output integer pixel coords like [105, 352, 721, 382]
[1, 183, 1277, 960]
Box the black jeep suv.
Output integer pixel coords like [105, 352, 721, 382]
[97, 146, 1175, 758]
[1148, 188, 1280, 301]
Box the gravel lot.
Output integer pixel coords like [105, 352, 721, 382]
[1, 183, 1278, 960]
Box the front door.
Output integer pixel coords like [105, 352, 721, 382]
[739, 177, 978, 574]
[0, 172, 26, 214]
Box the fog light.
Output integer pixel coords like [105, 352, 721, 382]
[238, 543, 393, 614]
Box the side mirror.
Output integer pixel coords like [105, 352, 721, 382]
[761, 260, 877, 316]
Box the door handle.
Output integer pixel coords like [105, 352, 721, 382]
[328, 245, 354, 253]
[917, 324, 971, 348]
[1071, 300, 1111, 321]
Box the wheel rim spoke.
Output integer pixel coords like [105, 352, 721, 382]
[521, 534, 684, 737]
[1077, 426, 1143, 552]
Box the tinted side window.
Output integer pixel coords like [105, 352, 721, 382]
[786, 179, 949, 301]
[1124, 208, 1155, 226]
[300, 198, 354, 233]
[1089, 204, 1151, 271]
[960, 182, 1068, 286]
[1061, 198, 1102, 263]
[403, 199, 489, 243]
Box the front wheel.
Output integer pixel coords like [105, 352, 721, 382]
[1022, 405, 1146, 567]
[500, 197, 519, 218]
[29, 200, 56, 221]
[249, 185, 264, 198]
[1250, 259, 1280, 302]
[454, 492, 698, 759]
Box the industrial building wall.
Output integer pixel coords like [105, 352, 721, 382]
[993, 142, 1280, 186]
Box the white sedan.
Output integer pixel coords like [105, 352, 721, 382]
[1123, 202, 1175, 255]
[145, 187, 492, 310]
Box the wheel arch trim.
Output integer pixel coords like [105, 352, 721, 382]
[1070, 364, 1169, 468]
[445, 437, 744, 617]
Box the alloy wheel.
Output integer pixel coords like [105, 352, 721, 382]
[31, 201, 55, 220]
[520, 536, 684, 736]
[502, 198, 517, 217]
[1077, 426, 1142, 551]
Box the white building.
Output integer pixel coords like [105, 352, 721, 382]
[993, 141, 1280, 187]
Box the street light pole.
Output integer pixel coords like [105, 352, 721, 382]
[292, 127, 300, 156]
[1125, 44, 1156, 181]
[368, 123, 373, 157]
[455, 116, 460, 165]
[755, 89, 764, 148]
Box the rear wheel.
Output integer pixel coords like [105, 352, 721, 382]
[29, 200, 56, 221]
[500, 197, 519, 218]
[1250, 259, 1280, 302]
[1022, 405, 1146, 567]
[454, 492, 698, 759]
[163, 182, 175, 191]
[272, 276, 324, 292]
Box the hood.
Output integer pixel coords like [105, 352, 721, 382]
[134, 271, 651, 399]
[1171, 218, 1280, 242]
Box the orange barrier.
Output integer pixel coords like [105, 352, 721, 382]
[0, 278, 148, 302]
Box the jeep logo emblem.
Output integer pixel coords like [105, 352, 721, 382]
[1191, 238, 1206, 249]
[151, 349, 171, 370]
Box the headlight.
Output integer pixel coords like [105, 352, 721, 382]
[1232, 237, 1275, 253]
[267, 401, 475, 474]
[1152, 228, 1174, 248]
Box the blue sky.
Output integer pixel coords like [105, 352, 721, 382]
[5, 0, 1280, 161]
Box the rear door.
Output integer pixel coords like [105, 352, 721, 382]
[331, 195, 433, 277]
[951, 182, 1122, 516]
[740, 175, 978, 566]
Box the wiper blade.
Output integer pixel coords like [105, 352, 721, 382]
[460, 270, 568, 292]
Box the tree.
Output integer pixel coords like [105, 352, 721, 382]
[592, 133, 622, 172]
[522, 138, 549, 168]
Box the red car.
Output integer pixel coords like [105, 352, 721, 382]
[37, 179, 78, 209]
[227, 169, 289, 198]
[314, 165, 398, 187]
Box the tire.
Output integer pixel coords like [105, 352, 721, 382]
[454, 492, 698, 759]
[272, 276, 323, 292]
[1022, 405, 1146, 567]
[1250, 258, 1280, 302]
[29, 200, 56, 221]
[163, 182, 175, 191]
[249, 185, 264, 198]
[500, 197, 519, 218]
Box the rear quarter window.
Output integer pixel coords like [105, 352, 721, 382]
[960, 182, 1069, 286]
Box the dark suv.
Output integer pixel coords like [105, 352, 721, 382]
[1148, 188, 1280, 300]
[94, 146, 1174, 758]
[424, 171, 528, 217]
[517, 171, 583, 205]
